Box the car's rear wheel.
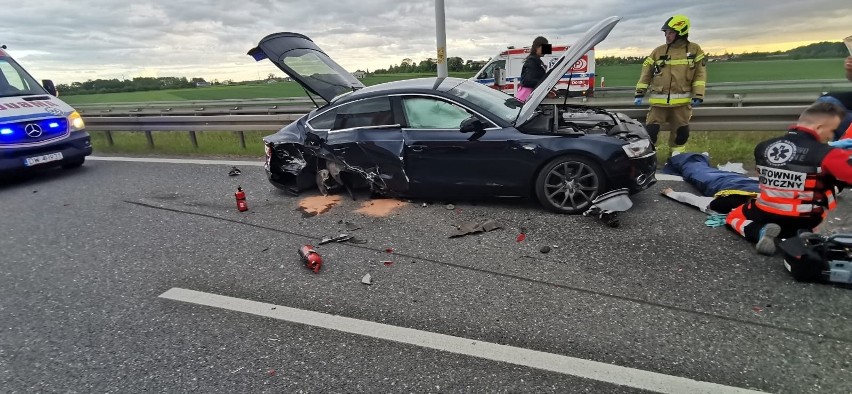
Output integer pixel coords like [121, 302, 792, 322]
[61, 157, 85, 169]
[534, 156, 605, 214]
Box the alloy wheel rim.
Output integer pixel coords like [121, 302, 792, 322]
[544, 161, 599, 211]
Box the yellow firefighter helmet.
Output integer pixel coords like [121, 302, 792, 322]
[661, 15, 690, 36]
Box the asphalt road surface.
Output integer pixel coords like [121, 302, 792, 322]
[1, 156, 850, 393]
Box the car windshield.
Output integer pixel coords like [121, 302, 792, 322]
[447, 81, 521, 124]
[0, 52, 48, 98]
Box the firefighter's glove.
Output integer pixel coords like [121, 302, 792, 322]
[704, 213, 727, 228]
[691, 98, 703, 107]
[828, 139, 852, 149]
[633, 97, 643, 106]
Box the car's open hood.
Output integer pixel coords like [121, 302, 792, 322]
[248, 32, 365, 104]
[515, 16, 621, 126]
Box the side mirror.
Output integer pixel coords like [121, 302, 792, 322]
[494, 68, 506, 86]
[460, 117, 485, 134]
[478, 72, 487, 79]
[42, 79, 57, 96]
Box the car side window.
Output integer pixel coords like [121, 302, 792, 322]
[307, 97, 394, 131]
[402, 97, 471, 129]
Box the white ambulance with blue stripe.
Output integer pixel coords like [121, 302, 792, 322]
[472, 45, 596, 97]
[0, 45, 91, 175]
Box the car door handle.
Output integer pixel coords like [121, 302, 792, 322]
[409, 145, 427, 152]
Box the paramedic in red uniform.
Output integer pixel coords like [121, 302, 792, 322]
[634, 15, 707, 154]
[726, 102, 852, 255]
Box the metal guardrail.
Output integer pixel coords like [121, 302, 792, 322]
[76, 79, 849, 148]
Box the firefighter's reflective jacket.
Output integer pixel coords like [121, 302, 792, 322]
[754, 127, 852, 218]
[635, 38, 707, 106]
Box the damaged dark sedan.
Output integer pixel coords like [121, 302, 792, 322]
[249, 16, 657, 214]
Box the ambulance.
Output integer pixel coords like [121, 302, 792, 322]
[472, 45, 595, 97]
[0, 45, 91, 175]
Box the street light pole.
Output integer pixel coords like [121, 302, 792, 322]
[435, 0, 448, 78]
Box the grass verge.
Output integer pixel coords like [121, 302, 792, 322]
[89, 130, 267, 158]
[90, 129, 785, 168]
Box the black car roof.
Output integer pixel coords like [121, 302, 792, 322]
[336, 77, 467, 103]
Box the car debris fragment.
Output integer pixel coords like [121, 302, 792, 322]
[228, 166, 242, 176]
[318, 234, 353, 245]
[582, 188, 633, 228]
[361, 273, 373, 285]
[449, 219, 504, 238]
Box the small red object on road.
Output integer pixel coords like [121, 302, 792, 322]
[385, 248, 394, 253]
[268, 369, 276, 376]
[298, 245, 323, 273]
[235, 186, 249, 212]
[382, 261, 393, 266]
[516, 233, 526, 242]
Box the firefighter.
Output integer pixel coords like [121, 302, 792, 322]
[634, 15, 707, 154]
[726, 102, 852, 255]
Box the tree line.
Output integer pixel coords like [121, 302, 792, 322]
[372, 57, 485, 74]
[55, 77, 232, 96]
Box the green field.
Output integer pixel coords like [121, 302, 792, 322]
[62, 72, 476, 104]
[62, 58, 848, 105]
[596, 58, 848, 87]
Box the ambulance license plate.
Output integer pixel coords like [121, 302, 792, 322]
[24, 152, 64, 167]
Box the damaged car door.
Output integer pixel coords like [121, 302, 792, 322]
[307, 96, 409, 194]
[399, 95, 535, 197]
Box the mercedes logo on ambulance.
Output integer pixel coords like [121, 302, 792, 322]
[44, 107, 63, 116]
[24, 123, 43, 138]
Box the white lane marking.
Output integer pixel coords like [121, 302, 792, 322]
[656, 174, 684, 181]
[159, 287, 765, 394]
[88, 156, 264, 166]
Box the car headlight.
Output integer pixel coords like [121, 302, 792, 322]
[68, 111, 85, 132]
[622, 139, 653, 158]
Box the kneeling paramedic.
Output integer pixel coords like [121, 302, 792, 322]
[726, 102, 852, 255]
[634, 15, 707, 154]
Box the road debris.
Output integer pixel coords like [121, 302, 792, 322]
[298, 245, 323, 273]
[235, 186, 248, 212]
[341, 220, 362, 231]
[540, 246, 551, 254]
[516, 226, 527, 242]
[449, 219, 504, 238]
[445, 204, 455, 210]
[319, 234, 353, 245]
[297, 195, 342, 217]
[582, 188, 633, 228]
[382, 261, 393, 266]
[361, 273, 373, 285]
[385, 248, 394, 253]
[355, 199, 407, 217]
[268, 369, 277, 377]
[231, 366, 244, 374]
[228, 166, 242, 176]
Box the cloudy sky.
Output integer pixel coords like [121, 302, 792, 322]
[3, 0, 851, 84]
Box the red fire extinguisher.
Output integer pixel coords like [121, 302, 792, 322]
[235, 186, 248, 212]
[298, 245, 323, 273]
